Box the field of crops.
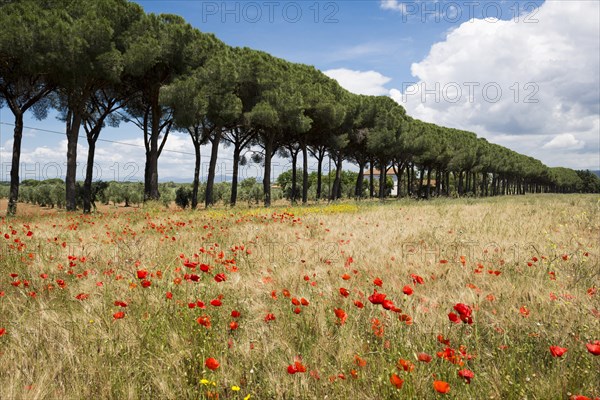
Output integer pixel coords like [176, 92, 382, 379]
[0, 195, 598, 399]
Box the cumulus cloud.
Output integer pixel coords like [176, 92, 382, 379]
[382, 0, 599, 169]
[380, 0, 409, 14]
[542, 134, 584, 150]
[323, 69, 392, 96]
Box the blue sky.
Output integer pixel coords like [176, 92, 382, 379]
[1, 0, 598, 183]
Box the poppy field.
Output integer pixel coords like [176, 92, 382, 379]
[0, 195, 598, 399]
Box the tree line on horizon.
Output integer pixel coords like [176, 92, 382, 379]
[1, 0, 598, 215]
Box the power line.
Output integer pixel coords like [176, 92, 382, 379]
[0, 121, 334, 173]
[0, 121, 235, 161]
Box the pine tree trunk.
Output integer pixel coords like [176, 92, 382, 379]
[290, 150, 298, 204]
[191, 139, 201, 209]
[66, 109, 82, 211]
[369, 162, 375, 198]
[302, 143, 308, 204]
[418, 166, 425, 198]
[230, 145, 240, 207]
[426, 166, 432, 199]
[355, 161, 365, 199]
[316, 153, 323, 201]
[331, 153, 343, 200]
[205, 129, 221, 207]
[263, 136, 273, 207]
[83, 136, 97, 214]
[379, 162, 386, 200]
[7, 112, 23, 216]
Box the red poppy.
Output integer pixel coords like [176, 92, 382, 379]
[141, 280, 151, 288]
[75, 293, 89, 300]
[458, 369, 475, 384]
[197, 315, 211, 328]
[397, 358, 414, 372]
[264, 313, 276, 322]
[334, 308, 347, 325]
[113, 311, 125, 320]
[114, 301, 128, 307]
[399, 314, 413, 325]
[382, 300, 395, 310]
[373, 277, 383, 287]
[448, 312, 461, 323]
[585, 341, 600, 356]
[371, 318, 384, 337]
[549, 346, 568, 357]
[136, 270, 148, 279]
[519, 306, 530, 317]
[231, 310, 241, 318]
[339, 287, 350, 297]
[0, 328, 5, 336]
[433, 380, 450, 394]
[166, 291, 173, 299]
[452, 303, 473, 324]
[390, 373, 404, 389]
[205, 357, 220, 370]
[300, 298, 309, 306]
[411, 274, 424, 284]
[214, 273, 226, 282]
[402, 285, 414, 295]
[437, 335, 450, 345]
[210, 298, 222, 307]
[229, 321, 238, 330]
[354, 300, 364, 308]
[417, 352, 432, 363]
[569, 396, 592, 400]
[354, 355, 367, 367]
[287, 358, 307, 374]
[368, 290, 386, 305]
[454, 303, 471, 316]
[341, 274, 351, 280]
[183, 260, 198, 269]
[291, 298, 300, 306]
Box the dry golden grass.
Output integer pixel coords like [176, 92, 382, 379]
[0, 194, 598, 399]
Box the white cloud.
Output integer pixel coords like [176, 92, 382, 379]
[386, 1, 600, 170]
[380, 0, 408, 14]
[542, 133, 584, 150]
[323, 68, 392, 96]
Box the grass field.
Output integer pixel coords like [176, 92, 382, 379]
[0, 195, 598, 399]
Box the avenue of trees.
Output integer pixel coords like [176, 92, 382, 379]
[1, 0, 598, 215]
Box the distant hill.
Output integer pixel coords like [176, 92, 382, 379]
[592, 170, 600, 178]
